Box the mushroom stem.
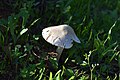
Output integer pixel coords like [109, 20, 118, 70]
[56, 46, 64, 61]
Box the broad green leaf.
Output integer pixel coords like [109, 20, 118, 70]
[56, 73, 61, 80]
[49, 72, 53, 80]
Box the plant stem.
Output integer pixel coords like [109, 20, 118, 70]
[56, 46, 64, 61]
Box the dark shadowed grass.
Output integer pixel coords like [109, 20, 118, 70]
[0, 0, 119, 80]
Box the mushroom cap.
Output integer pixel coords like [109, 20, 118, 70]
[42, 24, 80, 49]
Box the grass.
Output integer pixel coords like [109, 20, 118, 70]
[0, 0, 119, 80]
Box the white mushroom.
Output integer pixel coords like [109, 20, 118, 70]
[42, 24, 80, 60]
